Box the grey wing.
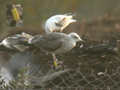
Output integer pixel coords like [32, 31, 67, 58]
[32, 33, 64, 52]
[13, 45, 28, 52]
[7, 37, 29, 45]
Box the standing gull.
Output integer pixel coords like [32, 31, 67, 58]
[44, 13, 76, 33]
[28, 32, 83, 68]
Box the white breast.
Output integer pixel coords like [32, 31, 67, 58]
[55, 39, 76, 54]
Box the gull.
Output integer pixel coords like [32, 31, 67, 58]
[28, 32, 83, 68]
[0, 32, 33, 52]
[44, 13, 76, 33]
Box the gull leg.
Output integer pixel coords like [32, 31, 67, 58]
[52, 53, 64, 70]
[52, 53, 58, 68]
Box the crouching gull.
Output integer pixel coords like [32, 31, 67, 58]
[0, 32, 33, 52]
[44, 13, 76, 33]
[28, 32, 83, 69]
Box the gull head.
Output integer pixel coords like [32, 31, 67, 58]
[60, 14, 76, 30]
[68, 32, 83, 42]
[64, 15, 76, 23]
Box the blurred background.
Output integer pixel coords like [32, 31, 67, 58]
[0, 0, 120, 40]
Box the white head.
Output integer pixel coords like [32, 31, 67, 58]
[63, 15, 76, 23]
[58, 14, 76, 30]
[68, 32, 83, 42]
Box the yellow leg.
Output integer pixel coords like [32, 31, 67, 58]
[53, 60, 58, 67]
[52, 53, 58, 68]
[52, 53, 64, 69]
